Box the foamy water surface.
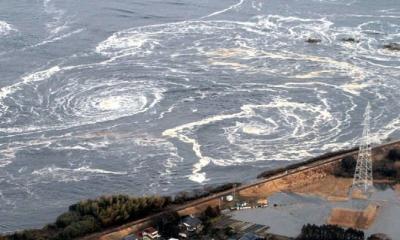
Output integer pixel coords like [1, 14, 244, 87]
[0, 0, 399, 232]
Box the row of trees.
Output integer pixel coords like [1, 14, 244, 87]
[375, 148, 400, 179]
[2, 183, 239, 240]
[335, 148, 400, 179]
[172, 183, 240, 204]
[5, 195, 171, 240]
[387, 149, 400, 162]
[68, 195, 170, 227]
[297, 224, 364, 240]
[258, 147, 358, 179]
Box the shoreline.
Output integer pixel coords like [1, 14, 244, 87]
[2, 138, 399, 240]
[80, 139, 400, 240]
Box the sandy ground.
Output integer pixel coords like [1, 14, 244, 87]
[327, 204, 379, 229]
[291, 175, 352, 201]
[239, 177, 286, 198]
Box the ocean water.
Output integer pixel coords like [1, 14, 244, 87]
[0, 0, 399, 232]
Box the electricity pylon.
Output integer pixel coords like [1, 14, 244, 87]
[352, 102, 373, 192]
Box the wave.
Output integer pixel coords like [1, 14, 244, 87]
[0, 21, 17, 36]
[0, 68, 163, 136]
[0, 66, 61, 109]
[1, 0, 400, 234]
[163, 92, 356, 183]
[31, 165, 127, 182]
[94, 14, 397, 93]
[2, 0, 400, 187]
[40, 0, 84, 47]
[3, 10, 398, 180]
[31, 28, 84, 47]
[43, 0, 68, 35]
[201, 0, 246, 19]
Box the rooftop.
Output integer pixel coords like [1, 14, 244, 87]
[143, 227, 158, 234]
[182, 216, 202, 227]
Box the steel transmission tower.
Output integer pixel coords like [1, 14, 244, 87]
[352, 102, 373, 192]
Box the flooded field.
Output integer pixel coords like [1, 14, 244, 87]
[232, 185, 400, 238]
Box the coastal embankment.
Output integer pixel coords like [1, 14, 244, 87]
[82, 139, 400, 240]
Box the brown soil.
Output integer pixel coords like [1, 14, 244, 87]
[291, 175, 352, 201]
[177, 198, 220, 216]
[239, 166, 334, 199]
[350, 188, 369, 200]
[238, 176, 284, 198]
[99, 221, 149, 240]
[327, 204, 380, 229]
[100, 229, 133, 240]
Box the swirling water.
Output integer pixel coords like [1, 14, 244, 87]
[0, 0, 399, 232]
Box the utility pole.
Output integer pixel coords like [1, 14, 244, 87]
[352, 102, 373, 193]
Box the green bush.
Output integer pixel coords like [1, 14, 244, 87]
[6, 229, 51, 240]
[154, 211, 180, 238]
[374, 162, 398, 178]
[334, 155, 357, 178]
[203, 206, 220, 219]
[341, 155, 357, 171]
[53, 216, 100, 240]
[55, 212, 80, 228]
[3, 195, 172, 240]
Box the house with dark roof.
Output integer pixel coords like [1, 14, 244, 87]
[178, 215, 203, 238]
[181, 216, 203, 232]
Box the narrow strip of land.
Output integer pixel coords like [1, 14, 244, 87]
[81, 139, 400, 240]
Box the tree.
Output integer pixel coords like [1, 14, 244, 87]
[342, 156, 357, 172]
[297, 224, 364, 240]
[55, 212, 80, 228]
[53, 217, 100, 240]
[387, 148, 400, 162]
[203, 206, 220, 219]
[3, 182, 239, 240]
[335, 155, 357, 178]
[154, 211, 180, 238]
